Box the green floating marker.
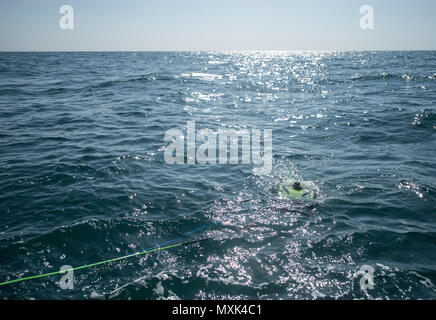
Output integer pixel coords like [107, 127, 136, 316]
[278, 179, 317, 200]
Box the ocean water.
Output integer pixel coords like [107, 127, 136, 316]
[0, 51, 435, 300]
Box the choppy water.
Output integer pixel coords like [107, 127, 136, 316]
[0, 51, 435, 299]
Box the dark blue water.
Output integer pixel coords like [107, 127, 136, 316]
[0, 51, 435, 299]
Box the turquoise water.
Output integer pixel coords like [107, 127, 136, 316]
[0, 51, 435, 299]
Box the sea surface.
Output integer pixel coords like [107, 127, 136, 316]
[0, 51, 435, 299]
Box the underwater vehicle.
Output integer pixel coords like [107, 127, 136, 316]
[278, 179, 317, 201]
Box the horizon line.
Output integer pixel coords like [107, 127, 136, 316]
[1, 49, 436, 53]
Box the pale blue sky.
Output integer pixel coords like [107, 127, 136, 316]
[0, 0, 435, 51]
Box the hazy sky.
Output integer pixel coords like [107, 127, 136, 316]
[1, 0, 435, 51]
